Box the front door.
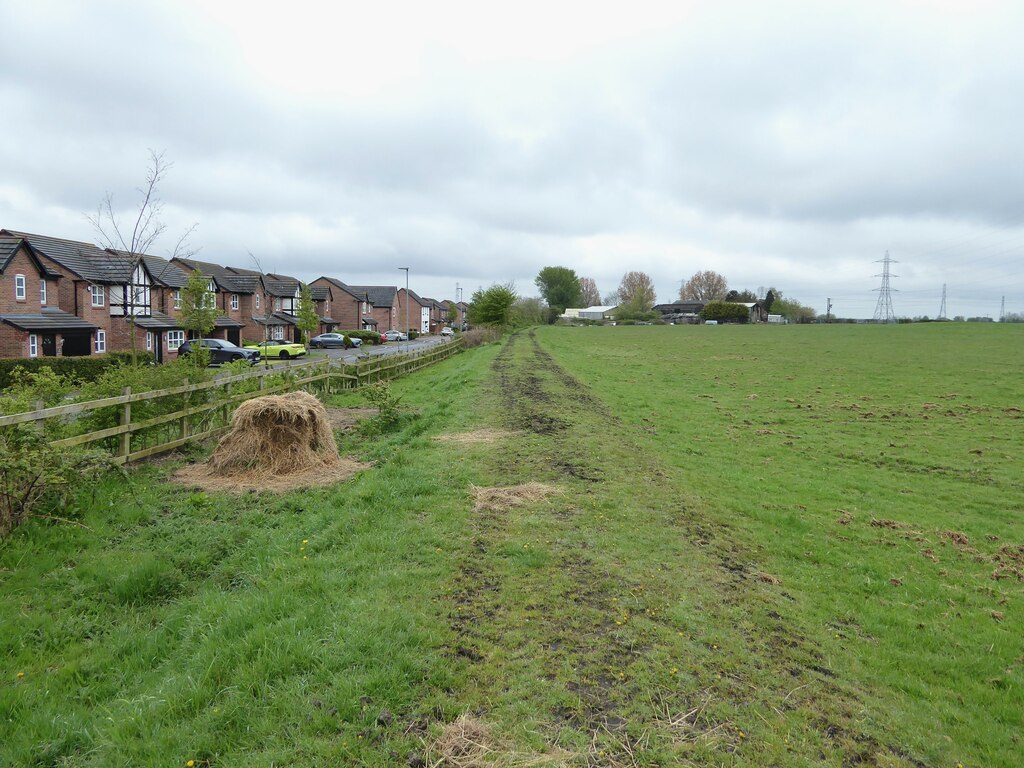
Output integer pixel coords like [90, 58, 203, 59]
[153, 332, 164, 363]
[41, 335, 56, 356]
[228, 328, 241, 346]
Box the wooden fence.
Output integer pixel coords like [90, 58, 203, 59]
[0, 338, 463, 464]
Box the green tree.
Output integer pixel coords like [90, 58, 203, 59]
[617, 271, 657, 312]
[468, 282, 518, 327]
[534, 266, 582, 313]
[180, 269, 221, 366]
[509, 297, 547, 327]
[296, 283, 319, 347]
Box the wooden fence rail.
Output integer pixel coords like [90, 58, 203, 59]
[0, 338, 463, 464]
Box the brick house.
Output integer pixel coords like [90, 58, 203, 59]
[171, 256, 254, 345]
[2, 229, 202, 359]
[347, 286, 399, 332]
[310, 277, 363, 331]
[397, 288, 432, 335]
[0, 235, 97, 358]
[308, 284, 339, 335]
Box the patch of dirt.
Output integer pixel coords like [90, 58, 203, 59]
[471, 483, 559, 514]
[434, 429, 516, 445]
[322, 406, 377, 431]
[173, 457, 370, 494]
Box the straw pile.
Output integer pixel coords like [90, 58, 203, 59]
[174, 391, 368, 493]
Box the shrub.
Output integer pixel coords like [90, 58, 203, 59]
[0, 426, 114, 537]
[408, 330, 419, 340]
[699, 301, 750, 323]
[342, 330, 383, 345]
[461, 328, 501, 347]
[0, 352, 155, 390]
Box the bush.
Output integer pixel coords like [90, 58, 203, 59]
[408, 330, 419, 340]
[0, 351, 155, 390]
[460, 328, 502, 347]
[0, 426, 114, 537]
[699, 301, 750, 323]
[342, 330, 383, 345]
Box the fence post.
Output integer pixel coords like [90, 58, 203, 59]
[180, 379, 191, 440]
[31, 399, 44, 435]
[222, 380, 232, 427]
[119, 386, 132, 460]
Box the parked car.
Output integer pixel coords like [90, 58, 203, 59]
[310, 332, 361, 349]
[244, 340, 307, 359]
[383, 330, 408, 342]
[440, 327, 455, 337]
[177, 338, 260, 365]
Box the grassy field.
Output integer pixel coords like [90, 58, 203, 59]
[1, 323, 1020, 766]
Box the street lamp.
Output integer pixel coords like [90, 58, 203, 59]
[398, 267, 409, 352]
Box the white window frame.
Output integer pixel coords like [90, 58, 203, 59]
[15, 274, 26, 300]
[94, 330, 106, 353]
[274, 298, 282, 312]
[40, 280, 47, 305]
[146, 332, 153, 351]
[254, 294, 261, 309]
[173, 289, 182, 309]
[91, 284, 105, 307]
[231, 293, 239, 310]
[272, 325, 284, 340]
[167, 330, 185, 350]
[203, 280, 217, 309]
[28, 334, 38, 357]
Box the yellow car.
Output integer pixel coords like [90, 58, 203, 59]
[243, 340, 307, 359]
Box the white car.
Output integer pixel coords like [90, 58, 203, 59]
[441, 327, 455, 337]
[383, 330, 408, 342]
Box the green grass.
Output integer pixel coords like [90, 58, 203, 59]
[1, 324, 1020, 766]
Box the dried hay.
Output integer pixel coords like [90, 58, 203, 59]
[172, 391, 370, 494]
[471, 483, 558, 514]
[434, 429, 516, 445]
[425, 714, 496, 767]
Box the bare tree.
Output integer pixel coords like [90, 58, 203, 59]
[680, 270, 728, 301]
[88, 149, 196, 364]
[579, 277, 601, 306]
[617, 271, 657, 311]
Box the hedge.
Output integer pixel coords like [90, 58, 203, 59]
[341, 330, 384, 345]
[0, 351, 155, 389]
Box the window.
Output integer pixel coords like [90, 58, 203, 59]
[40, 280, 47, 305]
[94, 330, 106, 353]
[173, 289, 182, 309]
[146, 332, 153, 351]
[274, 298, 282, 312]
[167, 330, 185, 350]
[15, 274, 26, 300]
[254, 293, 261, 309]
[29, 334, 38, 357]
[325, 300, 330, 313]
[90, 284, 105, 307]
[272, 325, 284, 340]
[203, 280, 217, 309]
[231, 293, 239, 310]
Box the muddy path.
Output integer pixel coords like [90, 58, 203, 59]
[443, 330, 926, 766]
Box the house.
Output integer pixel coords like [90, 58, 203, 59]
[345, 285, 399, 331]
[397, 287, 431, 334]
[171, 256, 257, 345]
[2, 229, 201, 359]
[308, 284, 339, 335]
[419, 298, 449, 333]
[309, 277, 363, 330]
[0, 235, 96, 358]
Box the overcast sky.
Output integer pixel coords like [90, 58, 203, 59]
[2, 0, 1023, 318]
